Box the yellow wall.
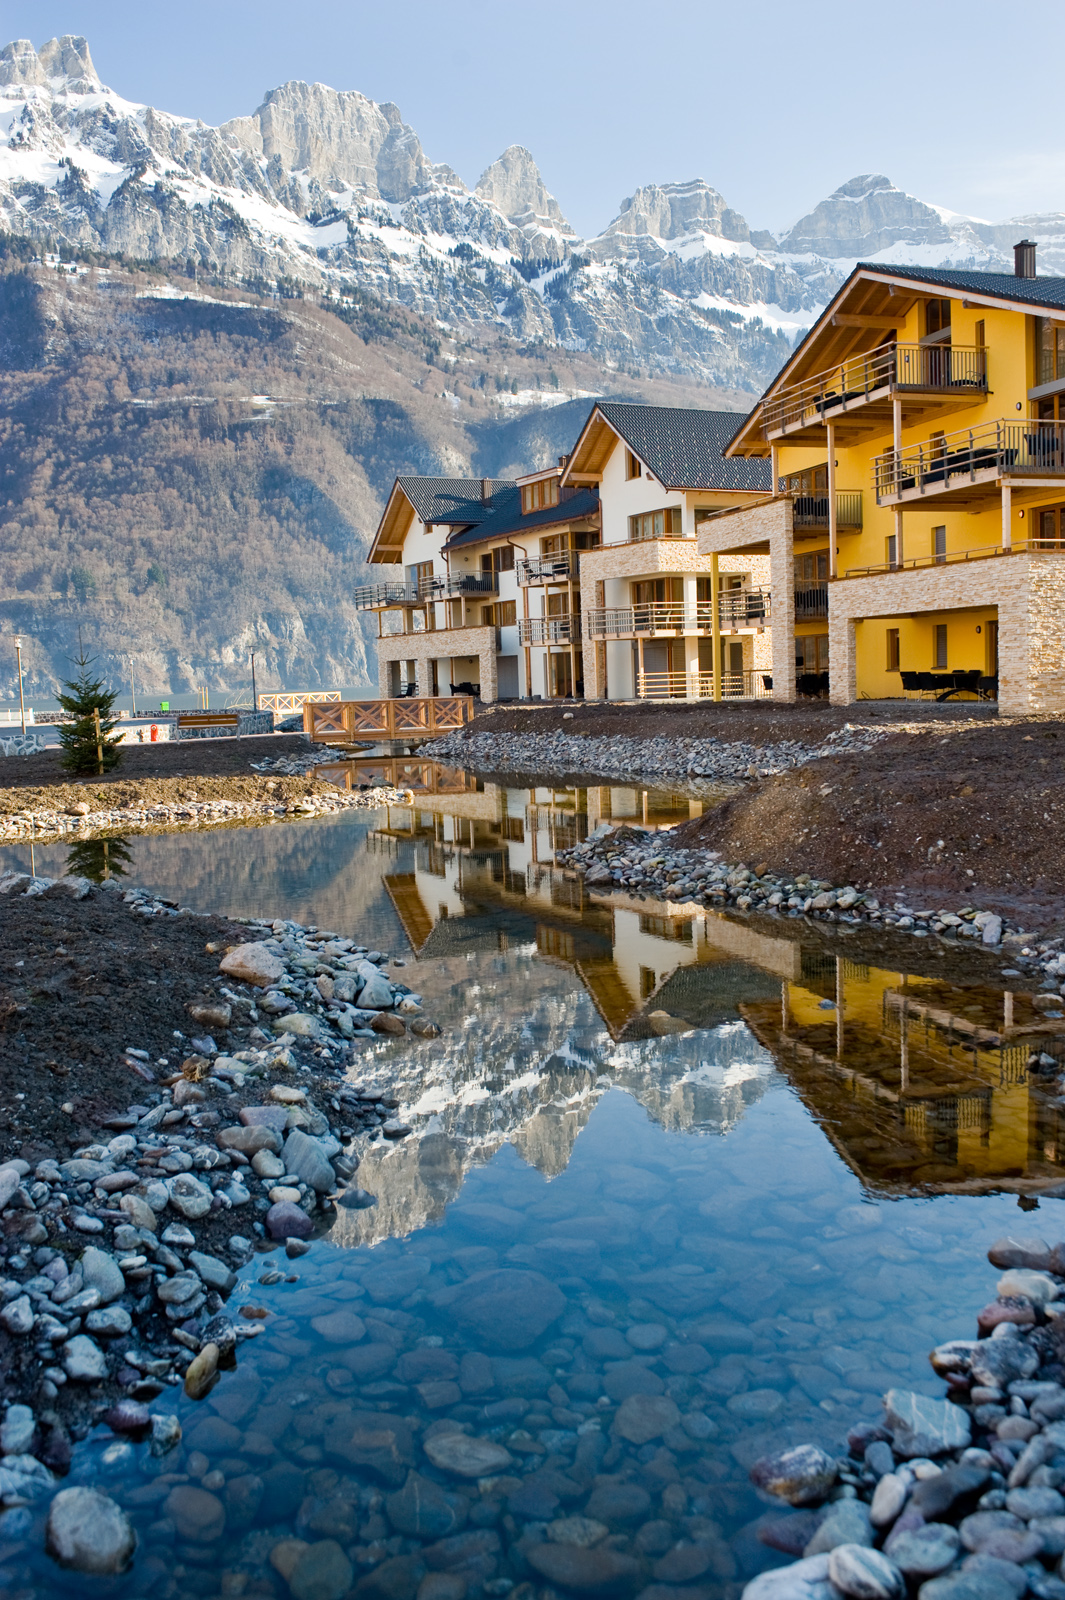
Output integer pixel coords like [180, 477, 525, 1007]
[856, 606, 998, 697]
[777, 302, 1064, 583]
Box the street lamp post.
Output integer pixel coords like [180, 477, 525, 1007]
[250, 651, 258, 712]
[13, 636, 25, 735]
[129, 654, 137, 717]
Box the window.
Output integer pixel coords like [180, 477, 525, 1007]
[934, 624, 948, 670]
[480, 546, 514, 574]
[625, 449, 642, 480]
[521, 477, 560, 513]
[629, 507, 684, 541]
[1036, 318, 1065, 386]
[546, 593, 569, 616]
[795, 635, 829, 672]
[886, 628, 900, 672]
[886, 534, 898, 569]
[632, 577, 683, 605]
[411, 559, 434, 591]
[794, 552, 829, 580]
[925, 298, 952, 340]
[933, 526, 946, 564]
[974, 320, 985, 349]
[484, 600, 516, 627]
[1038, 507, 1065, 548]
[785, 465, 829, 494]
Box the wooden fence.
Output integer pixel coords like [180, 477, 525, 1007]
[304, 696, 474, 743]
[258, 691, 342, 714]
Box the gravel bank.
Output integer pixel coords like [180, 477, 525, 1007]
[425, 723, 888, 785]
[0, 871, 439, 1480]
[559, 825, 1065, 996]
[742, 1232, 1065, 1600]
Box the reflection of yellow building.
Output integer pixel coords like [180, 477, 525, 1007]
[742, 955, 1065, 1194]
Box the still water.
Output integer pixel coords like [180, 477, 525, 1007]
[2, 766, 1064, 1598]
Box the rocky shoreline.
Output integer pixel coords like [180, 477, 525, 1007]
[0, 779, 413, 849]
[424, 725, 889, 785]
[743, 1231, 1065, 1600]
[557, 825, 1065, 988]
[0, 869, 438, 1508]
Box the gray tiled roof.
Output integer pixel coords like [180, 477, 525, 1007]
[857, 262, 1065, 311]
[396, 477, 519, 526]
[594, 403, 773, 492]
[444, 487, 600, 550]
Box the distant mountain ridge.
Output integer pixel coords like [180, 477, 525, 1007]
[3, 36, 1064, 390]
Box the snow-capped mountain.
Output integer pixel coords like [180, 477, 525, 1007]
[4, 36, 1064, 390]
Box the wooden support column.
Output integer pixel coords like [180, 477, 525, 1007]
[637, 634, 645, 699]
[895, 508, 904, 566]
[1002, 482, 1012, 549]
[826, 422, 838, 579]
[710, 553, 722, 702]
[771, 443, 780, 492]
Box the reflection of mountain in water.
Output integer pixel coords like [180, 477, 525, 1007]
[333, 947, 776, 1247]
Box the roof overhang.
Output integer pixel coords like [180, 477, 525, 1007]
[560, 405, 636, 486]
[368, 479, 416, 564]
[727, 264, 1065, 459]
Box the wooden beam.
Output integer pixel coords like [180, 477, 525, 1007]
[831, 314, 899, 330]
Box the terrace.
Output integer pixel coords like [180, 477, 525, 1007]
[874, 418, 1065, 507]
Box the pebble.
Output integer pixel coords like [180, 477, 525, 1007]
[62, 1334, 107, 1381]
[45, 1486, 136, 1574]
[423, 1433, 514, 1478]
[827, 1545, 903, 1600]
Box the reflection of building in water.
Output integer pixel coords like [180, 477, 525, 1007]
[741, 954, 1065, 1195]
[362, 775, 784, 1041]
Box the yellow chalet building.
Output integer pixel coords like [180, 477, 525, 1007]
[711, 242, 1065, 712]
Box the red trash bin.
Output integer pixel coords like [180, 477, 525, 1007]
[150, 724, 158, 741]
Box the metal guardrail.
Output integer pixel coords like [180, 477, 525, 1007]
[352, 573, 498, 609]
[843, 533, 1065, 578]
[719, 589, 770, 626]
[794, 582, 829, 620]
[874, 418, 1065, 501]
[636, 670, 773, 701]
[762, 342, 987, 436]
[517, 555, 575, 585]
[519, 616, 576, 644]
[305, 696, 475, 742]
[793, 492, 863, 530]
[585, 604, 713, 638]
[258, 691, 341, 713]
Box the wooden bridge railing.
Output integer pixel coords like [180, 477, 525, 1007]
[304, 696, 475, 743]
[259, 691, 342, 714]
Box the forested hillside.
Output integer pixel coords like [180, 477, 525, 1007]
[0, 262, 745, 698]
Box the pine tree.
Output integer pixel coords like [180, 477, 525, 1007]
[57, 640, 122, 775]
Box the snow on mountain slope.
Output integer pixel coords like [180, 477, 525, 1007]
[2, 38, 1063, 393]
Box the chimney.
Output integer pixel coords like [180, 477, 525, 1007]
[1014, 239, 1037, 279]
[480, 478, 491, 503]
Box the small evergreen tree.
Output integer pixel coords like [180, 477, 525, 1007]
[58, 640, 122, 775]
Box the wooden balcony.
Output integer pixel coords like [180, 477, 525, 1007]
[760, 343, 988, 446]
[874, 418, 1065, 508]
[585, 603, 712, 639]
[636, 670, 772, 701]
[792, 492, 863, 532]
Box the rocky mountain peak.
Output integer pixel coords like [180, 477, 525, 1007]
[779, 173, 952, 258]
[475, 145, 573, 235]
[596, 179, 751, 245]
[0, 36, 102, 94]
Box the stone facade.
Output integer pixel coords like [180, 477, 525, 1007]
[376, 626, 499, 704]
[698, 499, 796, 702]
[827, 552, 1065, 714]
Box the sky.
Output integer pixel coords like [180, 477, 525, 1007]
[4, 0, 1064, 238]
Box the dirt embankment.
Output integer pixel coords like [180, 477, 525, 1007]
[0, 735, 326, 817]
[673, 719, 1065, 926]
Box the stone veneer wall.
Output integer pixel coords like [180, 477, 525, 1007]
[376, 625, 499, 704]
[698, 499, 795, 702]
[826, 553, 1065, 714]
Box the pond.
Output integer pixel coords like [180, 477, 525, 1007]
[1, 765, 1062, 1599]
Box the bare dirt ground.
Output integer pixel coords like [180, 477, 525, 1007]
[0, 733, 328, 816]
[671, 718, 1065, 927]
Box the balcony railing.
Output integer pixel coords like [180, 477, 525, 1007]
[719, 588, 770, 626]
[874, 418, 1065, 502]
[517, 555, 575, 585]
[793, 491, 863, 530]
[353, 572, 498, 610]
[763, 342, 988, 437]
[519, 616, 576, 644]
[794, 582, 829, 620]
[843, 532, 1065, 578]
[585, 603, 712, 638]
[636, 670, 773, 701]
